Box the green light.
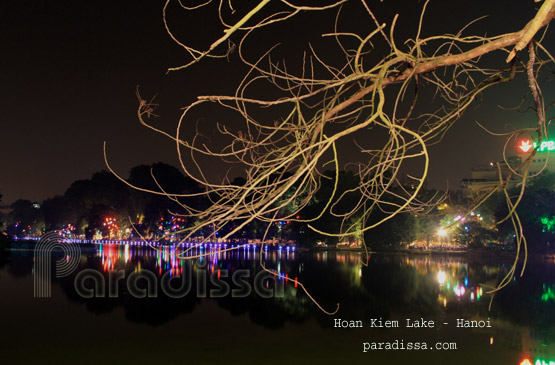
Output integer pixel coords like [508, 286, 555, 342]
[540, 217, 555, 233]
[518, 139, 555, 153]
[534, 140, 555, 152]
[541, 284, 555, 302]
[534, 359, 555, 365]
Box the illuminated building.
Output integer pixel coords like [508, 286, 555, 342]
[461, 157, 520, 195]
[516, 138, 555, 175]
[461, 137, 555, 195]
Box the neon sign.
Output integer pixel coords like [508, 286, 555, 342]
[520, 359, 555, 365]
[534, 360, 555, 365]
[519, 140, 533, 153]
[518, 139, 555, 153]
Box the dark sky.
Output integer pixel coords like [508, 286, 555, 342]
[1, 0, 553, 204]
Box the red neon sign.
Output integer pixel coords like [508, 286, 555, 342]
[519, 140, 533, 153]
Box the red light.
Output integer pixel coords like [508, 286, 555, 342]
[519, 140, 533, 153]
[520, 359, 532, 365]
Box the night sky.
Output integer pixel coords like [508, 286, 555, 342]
[1, 0, 553, 204]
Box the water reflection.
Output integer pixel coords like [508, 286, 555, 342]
[96, 242, 296, 275]
[3, 243, 555, 363]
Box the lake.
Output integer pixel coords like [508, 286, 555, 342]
[0, 241, 553, 364]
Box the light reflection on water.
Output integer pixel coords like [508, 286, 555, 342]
[95, 243, 298, 283]
[3, 243, 555, 364]
[92, 244, 493, 309]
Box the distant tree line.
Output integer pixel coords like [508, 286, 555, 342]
[3, 163, 205, 241]
[2, 166, 555, 251]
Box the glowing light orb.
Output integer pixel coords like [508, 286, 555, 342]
[437, 270, 446, 285]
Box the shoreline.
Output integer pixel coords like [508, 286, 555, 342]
[5, 238, 555, 259]
[307, 246, 555, 259]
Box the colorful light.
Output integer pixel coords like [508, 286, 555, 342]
[518, 139, 555, 153]
[537, 140, 555, 152]
[533, 360, 555, 365]
[540, 217, 555, 234]
[437, 270, 446, 285]
[541, 284, 555, 302]
[519, 140, 533, 153]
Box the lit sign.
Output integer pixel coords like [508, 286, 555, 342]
[520, 359, 555, 365]
[518, 139, 555, 153]
[519, 140, 533, 153]
[533, 360, 555, 365]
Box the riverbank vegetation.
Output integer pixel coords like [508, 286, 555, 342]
[4, 166, 555, 253]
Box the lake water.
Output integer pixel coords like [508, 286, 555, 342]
[0, 242, 554, 364]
